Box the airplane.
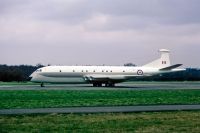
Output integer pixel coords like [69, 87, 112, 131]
[29, 49, 185, 87]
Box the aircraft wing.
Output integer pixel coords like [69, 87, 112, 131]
[159, 64, 182, 71]
[84, 74, 126, 82]
[83, 74, 141, 82]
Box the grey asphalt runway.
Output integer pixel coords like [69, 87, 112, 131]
[0, 105, 200, 115]
[0, 82, 200, 90]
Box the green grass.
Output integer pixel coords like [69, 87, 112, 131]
[0, 111, 200, 132]
[0, 90, 200, 109]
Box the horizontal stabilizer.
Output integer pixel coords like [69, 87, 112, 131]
[159, 64, 182, 71]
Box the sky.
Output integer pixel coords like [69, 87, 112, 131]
[0, 0, 200, 67]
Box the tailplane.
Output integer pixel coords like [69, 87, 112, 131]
[159, 64, 182, 71]
[143, 49, 171, 69]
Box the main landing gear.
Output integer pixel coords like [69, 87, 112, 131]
[105, 83, 115, 87]
[93, 83, 115, 87]
[93, 83, 102, 87]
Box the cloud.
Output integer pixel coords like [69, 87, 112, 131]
[0, 0, 200, 67]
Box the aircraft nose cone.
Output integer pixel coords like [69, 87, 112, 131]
[27, 76, 32, 81]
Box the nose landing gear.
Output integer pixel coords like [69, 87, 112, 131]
[41, 83, 45, 87]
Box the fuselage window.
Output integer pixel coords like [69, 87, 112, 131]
[82, 70, 84, 72]
[106, 70, 108, 72]
[102, 70, 104, 72]
[110, 70, 112, 72]
[86, 70, 88, 72]
[60, 70, 62, 72]
[93, 70, 95, 72]
[73, 70, 75, 72]
[123, 70, 125, 72]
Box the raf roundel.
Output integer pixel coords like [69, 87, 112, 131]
[137, 70, 143, 75]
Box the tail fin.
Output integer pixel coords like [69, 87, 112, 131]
[143, 49, 171, 68]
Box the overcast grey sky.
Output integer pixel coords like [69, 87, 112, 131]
[0, 0, 200, 67]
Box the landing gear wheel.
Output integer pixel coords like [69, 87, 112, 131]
[105, 83, 115, 87]
[41, 83, 45, 87]
[93, 83, 98, 87]
[93, 83, 102, 87]
[105, 83, 109, 87]
[97, 83, 102, 87]
[109, 83, 114, 87]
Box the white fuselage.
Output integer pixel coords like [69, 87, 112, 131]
[30, 65, 180, 84]
[29, 49, 185, 86]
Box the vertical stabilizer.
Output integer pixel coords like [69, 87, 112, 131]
[143, 49, 171, 68]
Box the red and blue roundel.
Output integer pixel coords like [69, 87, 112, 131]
[137, 70, 143, 75]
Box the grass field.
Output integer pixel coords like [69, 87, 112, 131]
[0, 89, 200, 109]
[0, 111, 200, 132]
[0, 82, 200, 132]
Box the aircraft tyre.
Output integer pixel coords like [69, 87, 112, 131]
[105, 83, 115, 87]
[98, 83, 102, 87]
[41, 83, 45, 87]
[93, 83, 102, 87]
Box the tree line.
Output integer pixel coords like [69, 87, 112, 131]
[0, 64, 200, 82]
[0, 64, 44, 82]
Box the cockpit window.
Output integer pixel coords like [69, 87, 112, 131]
[36, 69, 42, 72]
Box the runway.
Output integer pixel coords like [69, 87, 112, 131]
[0, 82, 200, 90]
[0, 105, 200, 115]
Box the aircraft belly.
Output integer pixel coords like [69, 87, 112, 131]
[32, 73, 85, 83]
